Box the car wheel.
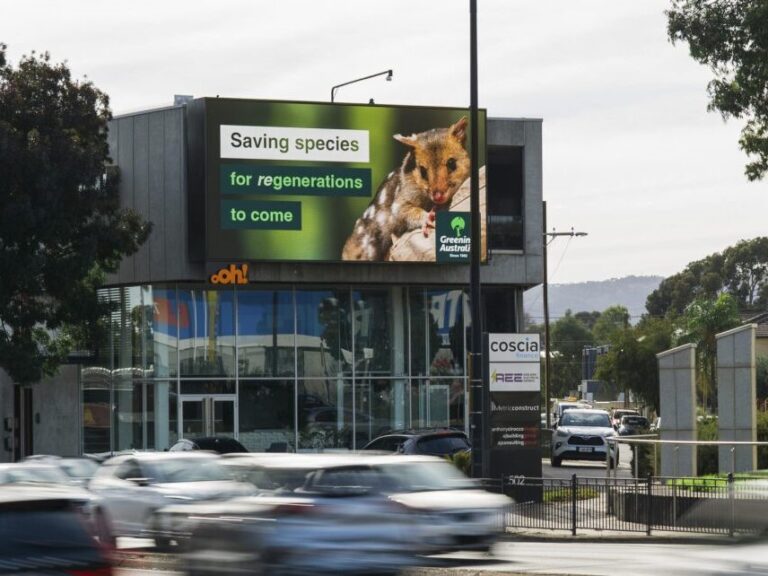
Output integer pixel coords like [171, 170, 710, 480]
[551, 456, 562, 467]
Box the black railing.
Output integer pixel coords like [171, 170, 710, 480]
[487, 473, 768, 536]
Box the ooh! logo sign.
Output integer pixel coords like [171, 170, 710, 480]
[210, 264, 249, 285]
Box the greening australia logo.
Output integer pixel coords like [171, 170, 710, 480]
[436, 211, 471, 262]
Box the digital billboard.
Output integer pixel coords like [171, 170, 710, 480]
[204, 98, 486, 263]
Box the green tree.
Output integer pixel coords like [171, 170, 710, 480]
[0, 46, 150, 384]
[681, 293, 741, 409]
[645, 237, 768, 317]
[574, 310, 601, 331]
[594, 316, 675, 412]
[549, 310, 594, 398]
[646, 252, 724, 317]
[723, 237, 768, 309]
[592, 305, 630, 345]
[667, 0, 768, 180]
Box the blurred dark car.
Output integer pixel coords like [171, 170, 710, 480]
[169, 436, 248, 454]
[0, 485, 113, 575]
[361, 429, 471, 456]
[618, 415, 650, 436]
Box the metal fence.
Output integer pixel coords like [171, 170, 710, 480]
[488, 474, 768, 536]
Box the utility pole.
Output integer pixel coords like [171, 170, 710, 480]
[542, 201, 587, 430]
[468, 0, 484, 478]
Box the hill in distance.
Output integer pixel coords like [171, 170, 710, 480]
[524, 275, 663, 326]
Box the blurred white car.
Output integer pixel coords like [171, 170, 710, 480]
[371, 455, 511, 553]
[88, 451, 255, 547]
[179, 452, 510, 576]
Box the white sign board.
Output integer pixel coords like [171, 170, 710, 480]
[488, 333, 541, 392]
[488, 333, 541, 363]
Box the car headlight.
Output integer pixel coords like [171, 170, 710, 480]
[555, 429, 568, 438]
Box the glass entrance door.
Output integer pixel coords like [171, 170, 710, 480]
[180, 396, 236, 438]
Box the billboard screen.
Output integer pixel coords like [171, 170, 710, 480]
[204, 99, 486, 263]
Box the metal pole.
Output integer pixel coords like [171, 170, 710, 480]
[571, 473, 577, 536]
[468, 0, 485, 478]
[543, 202, 551, 430]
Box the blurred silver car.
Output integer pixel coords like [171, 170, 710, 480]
[371, 455, 512, 553]
[88, 451, 255, 548]
[180, 454, 420, 575]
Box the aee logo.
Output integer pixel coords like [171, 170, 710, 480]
[490, 339, 539, 353]
[210, 264, 249, 285]
[492, 371, 527, 383]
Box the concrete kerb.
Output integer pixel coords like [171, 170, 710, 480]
[502, 527, 750, 545]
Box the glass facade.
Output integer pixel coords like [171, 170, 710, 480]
[81, 284, 493, 453]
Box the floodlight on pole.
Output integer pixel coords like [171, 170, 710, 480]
[331, 70, 393, 103]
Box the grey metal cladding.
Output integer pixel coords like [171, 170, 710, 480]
[148, 112, 165, 278]
[163, 108, 187, 280]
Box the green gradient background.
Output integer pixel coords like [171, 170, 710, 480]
[205, 98, 486, 262]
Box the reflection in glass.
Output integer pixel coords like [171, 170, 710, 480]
[298, 380, 353, 451]
[146, 286, 179, 377]
[178, 287, 235, 377]
[239, 380, 295, 452]
[353, 288, 406, 377]
[411, 378, 466, 430]
[296, 290, 352, 378]
[82, 368, 111, 454]
[238, 290, 294, 377]
[113, 377, 143, 451]
[426, 289, 466, 376]
[354, 378, 408, 446]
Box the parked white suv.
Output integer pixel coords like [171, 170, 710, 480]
[551, 409, 618, 468]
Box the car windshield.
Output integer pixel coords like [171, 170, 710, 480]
[59, 459, 99, 479]
[623, 417, 648, 426]
[561, 412, 611, 428]
[149, 459, 231, 483]
[379, 461, 474, 492]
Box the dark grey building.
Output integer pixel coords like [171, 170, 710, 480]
[1, 98, 543, 460]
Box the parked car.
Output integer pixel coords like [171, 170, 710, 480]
[88, 451, 255, 548]
[0, 484, 113, 574]
[169, 436, 248, 454]
[610, 408, 639, 429]
[361, 429, 471, 456]
[617, 415, 650, 436]
[551, 409, 618, 468]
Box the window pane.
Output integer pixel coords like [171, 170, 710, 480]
[411, 378, 466, 430]
[298, 380, 352, 451]
[426, 289, 466, 376]
[238, 380, 295, 452]
[487, 146, 524, 250]
[113, 378, 143, 451]
[110, 286, 143, 372]
[296, 289, 352, 378]
[149, 381, 176, 451]
[353, 288, 406, 377]
[146, 286, 179, 377]
[354, 378, 408, 447]
[408, 288, 426, 376]
[237, 290, 294, 377]
[82, 367, 111, 454]
[178, 287, 235, 376]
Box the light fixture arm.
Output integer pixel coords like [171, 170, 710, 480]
[331, 69, 393, 103]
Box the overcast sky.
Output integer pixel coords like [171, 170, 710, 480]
[3, 0, 765, 284]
